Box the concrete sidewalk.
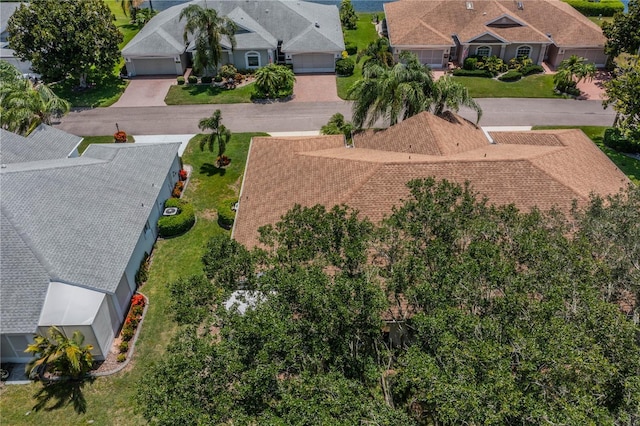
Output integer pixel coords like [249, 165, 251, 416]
[133, 134, 195, 156]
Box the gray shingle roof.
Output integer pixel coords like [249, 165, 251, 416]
[122, 0, 343, 57]
[1, 125, 82, 164]
[0, 143, 180, 306]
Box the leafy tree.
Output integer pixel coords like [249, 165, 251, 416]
[7, 0, 122, 88]
[431, 75, 482, 123]
[180, 4, 236, 76]
[339, 0, 357, 30]
[202, 234, 254, 290]
[0, 62, 70, 135]
[357, 37, 394, 69]
[198, 109, 231, 166]
[348, 51, 434, 128]
[553, 55, 597, 94]
[320, 112, 355, 143]
[169, 275, 220, 325]
[253, 64, 295, 99]
[25, 326, 94, 380]
[603, 0, 640, 57]
[603, 57, 640, 138]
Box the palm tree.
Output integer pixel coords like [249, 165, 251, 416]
[199, 109, 232, 166]
[357, 37, 394, 69]
[321, 112, 355, 143]
[348, 51, 434, 128]
[254, 64, 295, 98]
[553, 55, 597, 92]
[0, 63, 70, 135]
[430, 76, 482, 123]
[180, 4, 236, 76]
[25, 326, 94, 380]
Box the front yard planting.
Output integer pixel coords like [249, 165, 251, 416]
[0, 132, 265, 425]
[453, 74, 560, 98]
[164, 83, 254, 105]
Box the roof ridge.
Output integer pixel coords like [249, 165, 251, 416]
[338, 162, 384, 205]
[417, 20, 453, 44]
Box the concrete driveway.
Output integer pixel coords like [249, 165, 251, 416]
[111, 76, 176, 107]
[292, 74, 341, 102]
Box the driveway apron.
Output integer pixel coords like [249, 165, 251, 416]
[291, 74, 341, 102]
[111, 76, 176, 107]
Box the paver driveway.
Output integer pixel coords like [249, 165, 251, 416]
[111, 76, 176, 107]
[291, 74, 341, 102]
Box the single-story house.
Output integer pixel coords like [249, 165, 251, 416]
[232, 111, 629, 248]
[0, 124, 83, 163]
[1, 2, 37, 76]
[0, 131, 181, 363]
[121, 0, 345, 76]
[383, 0, 608, 69]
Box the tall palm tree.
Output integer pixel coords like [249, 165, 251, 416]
[25, 326, 94, 380]
[430, 76, 482, 123]
[0, 63, 70, 135]
[180, 4, 236, 76]
[199, 109, 232, 166]
[348, 51, 434, 128]
[553, 55, 597, 91]
[357, 37, 394, 69]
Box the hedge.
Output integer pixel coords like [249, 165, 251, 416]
[562, 0, 624, 16]
[521, 64, 544, 76]
[201, 75, 213, 84]
[187, 75, 198, 84]
[158, 198, 195, 237]
[217, 198, 237, 229]
[604, 128, 640, 154]
[498, 70, 523, 81]
[177, 76, 185, 85]
[452, 68, 493, 78]
[335, 58, 355, 76]
[344, 42, 357, 56]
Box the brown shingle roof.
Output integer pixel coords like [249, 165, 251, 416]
[384, 0, 606, 48]
[233, 113, 629, 248]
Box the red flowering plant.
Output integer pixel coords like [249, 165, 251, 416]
[179, 169, 188, 181]
[114, 131, 128, 143]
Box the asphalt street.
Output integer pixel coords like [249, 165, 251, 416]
[55, 98, 616, 136]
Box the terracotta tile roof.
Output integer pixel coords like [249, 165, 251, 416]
[233, 113, 629, 248]
[384, 0, 606, 48]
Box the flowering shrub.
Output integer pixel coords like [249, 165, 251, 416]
[114, 131, 127, 143]
[172, 181, 184, 198]
[132, 294, 145, 307]
[217, 155, 231, 167]
[179, 169, 188, 181]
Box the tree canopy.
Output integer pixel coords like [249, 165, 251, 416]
[603, 0, 640, 57]
[137, 180, 640, 424]
[7, 0, 122, 88]
[603, 57, 640, 138]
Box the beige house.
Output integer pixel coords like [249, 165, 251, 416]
[232, 112, 628, 249]
[383, 0, 608, 69]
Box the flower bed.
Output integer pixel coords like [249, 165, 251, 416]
[117, 294, 146, 362]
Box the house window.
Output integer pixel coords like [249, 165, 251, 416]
[516, 45, 532, 59]
[475, 46, 491, 57]
[245, 51, 260, 69]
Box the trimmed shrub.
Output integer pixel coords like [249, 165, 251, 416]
[562, 0, 624, 16]
[520, 64, 544, 76]
[119, 341, 129, 353]
[177, 76, 185, 85]
[217, 198, 237, 229]
[335, 58, 355, 76]
[214, 75, 223, 83]
[117, 353, 127, 363]
[498, 70, 523, 81]
[219, 64, 237, 79]
[452, 68, 493, 78]
[188, 75, 198, 84]
[555, 80, 581, 96]
[345, 41, 357, 56]
[604, 128, 640, 153]
[121, 325, 135, 341]
[201, 75, 213, 84]
[134, 252, 150, 287]
[463, 57, 478, 70]
[158, 198, 195, 237]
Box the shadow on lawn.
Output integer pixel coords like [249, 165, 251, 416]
[200, 163, 227, 177]
[32, 376, 96, 414]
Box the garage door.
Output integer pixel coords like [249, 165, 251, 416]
[292, 54, 336, 73]
[406, 50, 445, 68]
[563, 49, 608, 67]
[130, 58, 178, 76]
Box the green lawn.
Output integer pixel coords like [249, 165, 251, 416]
[51, 0, 144, 108]
[0, 132, 265, 425]
[164, 83, 255, 105]
[337, 13, 381, 100]
[76, 136, 136, 154]
[532, 126, 640, 184]
[453, 74, 562, 98]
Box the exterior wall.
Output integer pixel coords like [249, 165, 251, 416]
[546, 45, 608, 69]
[1, 333, 34, 363]
[503, 44, 544, 63]
[125, 53, 186, 77]
[227, 49, 271, 71]
[402, 49, 448, 68]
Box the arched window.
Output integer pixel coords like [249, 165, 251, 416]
[516, 45, 532, 59]
[245, 51, 260, 69]
[475, 45, 491, 57]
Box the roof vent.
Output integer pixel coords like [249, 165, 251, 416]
[163, 207, 179, 216]
[466, 1, 474, 9]
[265, 8, 269, 13]
[517, 1, 524, 9]
[315, 22, 320, 28]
